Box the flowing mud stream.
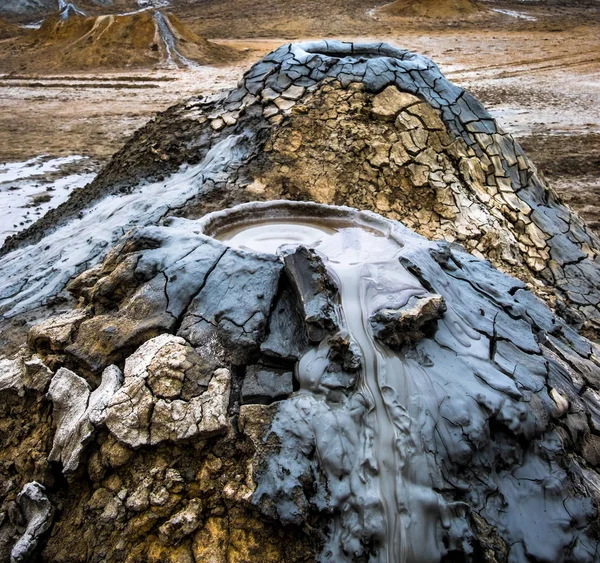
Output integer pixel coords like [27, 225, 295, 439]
[215, 213, 442, 562]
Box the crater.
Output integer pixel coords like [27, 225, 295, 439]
[296, 40, 413, 62]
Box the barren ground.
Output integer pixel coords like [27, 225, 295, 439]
[0, 14, 598, 230]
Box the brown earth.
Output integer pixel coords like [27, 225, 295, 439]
[518, 133, 600, 232]
[0, 18, 24, 40]
[381, 0, 485, 18]
[0, 10, 238, 73]
[184, 0, 600, 39]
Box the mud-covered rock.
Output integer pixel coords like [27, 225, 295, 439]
[370, 293, 446, 349]
[260, 286, 309, 362]
[282, 246, 340, 343]
[178, 245, 282, 365]
[104, 335, 230, 448]
[241, 365, 294, 405]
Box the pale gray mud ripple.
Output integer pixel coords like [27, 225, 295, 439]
[0, 133, 248, 318]
[210, 201, 599, 563]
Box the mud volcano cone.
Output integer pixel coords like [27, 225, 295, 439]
[1, 41, 600, 562]
[0, 7, 238, 71]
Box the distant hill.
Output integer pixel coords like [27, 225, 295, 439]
[0, 8, 239, 71]
[381, 0, 485, 18]
[0, 0, 139, 20]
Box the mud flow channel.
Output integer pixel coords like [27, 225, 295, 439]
[205, 201, 444, 563]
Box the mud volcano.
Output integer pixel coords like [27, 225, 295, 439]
[1, 41, 600, 562]
[0, 5, 237, 72]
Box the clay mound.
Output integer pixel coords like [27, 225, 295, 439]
[2, 40, 600, 563]
[0, 8, 238, 72]
[156, 11, 238, 67]
[381, 0, 485, 18]
[164, 11, 236, 66]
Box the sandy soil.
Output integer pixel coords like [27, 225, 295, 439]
[0, 65, 246, 160]
[0, 20, 598, 228]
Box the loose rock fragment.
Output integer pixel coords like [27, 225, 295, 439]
[10, 483, 54, 563]
[0, 358, 24, 396]
[28, 310, 89, 368]
[241, 366, 294, 405]
[370, 294, 447, 350]
[48, 365, 123, 473]
[104, 335, 230, 447]
[22, 356, 53, 393]
[282, 246, 340, 343]
[260, 287, 309, 361]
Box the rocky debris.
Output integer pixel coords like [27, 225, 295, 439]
[327, 332, 361, 373]
[21, 357, 53, 394]
[0, 355, 51, 397]
[294, 332, 363, 395]
[157, 498, 202, 545]
[27, 310, 89, 373]
[0, 358, 24, 396]
[66, 226, 229, 374]
[282, 246, 340, 343]
[10, 482, 53, 563]
[260, 286, 309, 362]
[47, 365, 122, 473]
[370, 293, 446, 349]
[241, 365, 294, 405]
[104, 334, 230, 448]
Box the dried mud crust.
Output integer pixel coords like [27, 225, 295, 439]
[0, 393, 321, 563]
[2, 40, 600, 337]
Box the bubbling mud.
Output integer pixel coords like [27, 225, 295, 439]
[208, 201, 445, 563]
